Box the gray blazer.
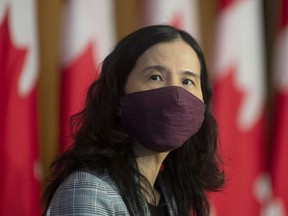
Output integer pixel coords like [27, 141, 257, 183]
[46, 170, 178, 215]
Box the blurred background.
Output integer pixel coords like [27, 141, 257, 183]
[0, 0, 287, 215]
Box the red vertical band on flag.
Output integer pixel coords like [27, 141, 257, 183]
[60, 43, 98, 151]
[211, 0, 266, 215]
[0, 7, 40, 216]
[59, 0, 115, 152]
[271, 0, 288, 214]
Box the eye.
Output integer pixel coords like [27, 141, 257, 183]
[182, 79, 195, 86]
[150, 75, 163, 82]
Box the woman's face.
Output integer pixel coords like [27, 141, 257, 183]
[125, 39, 203, 101]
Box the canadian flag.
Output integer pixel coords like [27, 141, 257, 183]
[140, 0, 200, 39]
[0, 0, 41, 216]
[270, 0, 288, 214]
[60, 0, 115, 151]
[211, 0, 267, 215]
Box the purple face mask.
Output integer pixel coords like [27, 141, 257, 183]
[120, 86, 206, 152]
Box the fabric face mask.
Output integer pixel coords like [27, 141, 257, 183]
[120, 86, 206, 152]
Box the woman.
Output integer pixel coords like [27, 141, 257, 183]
[42, 25, 224, 216]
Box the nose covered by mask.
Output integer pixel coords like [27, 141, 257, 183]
[120, 86, 206, 152]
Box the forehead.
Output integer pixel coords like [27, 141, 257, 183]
[135, 39, 200, 72]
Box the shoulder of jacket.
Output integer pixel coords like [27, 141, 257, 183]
[59, 170, 118, 195]
[47, 170, 130, 215]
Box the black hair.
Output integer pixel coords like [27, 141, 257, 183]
[42, 25, 224, 216]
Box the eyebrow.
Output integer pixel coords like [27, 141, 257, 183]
[182, 71, 201, 78]
[142, 65, 200, 78]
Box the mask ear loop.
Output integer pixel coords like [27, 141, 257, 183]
[117, 97, 124, 116]
[117, 107, 122, 116]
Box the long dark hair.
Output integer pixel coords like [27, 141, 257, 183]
[42, 25, 224, 216]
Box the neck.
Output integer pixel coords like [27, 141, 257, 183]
[133, 142, 169, 204]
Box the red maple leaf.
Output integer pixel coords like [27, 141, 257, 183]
[60, 42, 99, 151]
[170, 13, 183, 29]
[282, 0, 288, 27]
[211, 68, 266, 216]
[0, 9, 40, 216]
[219, 0, 240, 10]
